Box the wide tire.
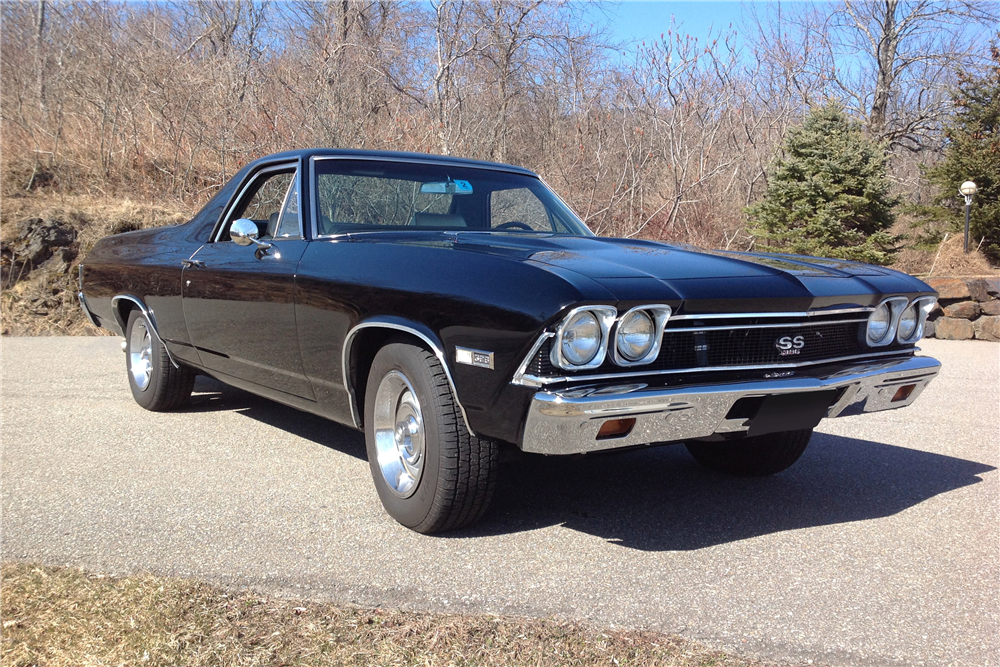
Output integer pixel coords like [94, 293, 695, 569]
[124, 309, 195, 411]
[685, 428, 813, 477]
[364, 341, 498, 533]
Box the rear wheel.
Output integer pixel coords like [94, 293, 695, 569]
[364, 341, 498, 533]
[685, 428, 813, 477]
[125, 309, 195, 411]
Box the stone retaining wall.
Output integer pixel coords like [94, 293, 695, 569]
[924, 277, 1000, 342]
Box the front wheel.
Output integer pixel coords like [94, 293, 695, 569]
[685, 428, 813, 477]
[124, 309, 194, 411]
[364, 341, 498, 533]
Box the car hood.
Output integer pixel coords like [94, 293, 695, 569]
[352, 232, 934, 310]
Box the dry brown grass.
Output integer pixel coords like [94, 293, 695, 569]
[0, 563, 774, 667]
[892, 231, 999, 278]
[0, 193, 192, 336]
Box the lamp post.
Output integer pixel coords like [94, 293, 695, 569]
[960, 181, 977, 253]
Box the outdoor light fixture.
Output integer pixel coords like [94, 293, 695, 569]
[960, 180, 977, 253]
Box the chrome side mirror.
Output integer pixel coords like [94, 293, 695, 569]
[230, 218, 274, 257]
[230, 218, 260, 246]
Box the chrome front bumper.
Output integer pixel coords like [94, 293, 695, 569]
[520, 355, 941, 455]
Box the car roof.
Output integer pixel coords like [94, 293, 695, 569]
[247, 148, 539, 177]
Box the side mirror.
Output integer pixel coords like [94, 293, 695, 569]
[230, 218, 259, 246]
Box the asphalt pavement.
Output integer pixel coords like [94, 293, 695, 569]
[1, 336, 997, 667]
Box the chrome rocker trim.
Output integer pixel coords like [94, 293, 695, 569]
[521, 354, 941, 455]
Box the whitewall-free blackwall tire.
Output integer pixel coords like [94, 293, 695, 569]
[364, 341, 498, 533]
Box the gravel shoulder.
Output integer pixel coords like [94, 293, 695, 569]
[1, 337, 997, 666]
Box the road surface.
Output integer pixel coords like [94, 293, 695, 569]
[2, 336, 997, 666]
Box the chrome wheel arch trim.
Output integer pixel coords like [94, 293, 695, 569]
[342, 317, 475, 436]
[111, 295, 180, 369]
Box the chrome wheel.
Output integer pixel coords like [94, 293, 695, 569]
[129, 318, 153, 391]
[373, 370, 425, 498]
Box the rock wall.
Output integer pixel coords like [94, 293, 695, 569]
[924, 277, 1000, 342]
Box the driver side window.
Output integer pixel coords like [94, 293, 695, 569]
[222, 168, 298, 241]
[490, 188, 552, 231]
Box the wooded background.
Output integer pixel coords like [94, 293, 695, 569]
[1, 0, 997, 252]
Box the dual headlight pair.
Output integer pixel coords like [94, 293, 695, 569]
[550, 305, 672, 371]
[866, 296, 937, 346]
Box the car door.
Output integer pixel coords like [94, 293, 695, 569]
[181, 162, 315, 400]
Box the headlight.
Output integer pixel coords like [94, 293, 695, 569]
[560, 311, 602, 365]
[867, 303, 891, 345]
[611, 305, 671, 366]
[897, 303, 918, 341]
[616, 310, 654, 361]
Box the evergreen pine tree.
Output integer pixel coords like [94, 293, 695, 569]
[746, 104, 900, 265]
[918, 38, 1000, 264]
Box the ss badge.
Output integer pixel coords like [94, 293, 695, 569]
[775, 335, 805, 356]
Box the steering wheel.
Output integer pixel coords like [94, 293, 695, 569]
[494, 221, 534, 231]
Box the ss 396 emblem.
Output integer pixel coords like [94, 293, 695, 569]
[775, 335, 805, 356]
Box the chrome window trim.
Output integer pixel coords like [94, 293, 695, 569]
[272, 164, 304, 239]
[110, 294, 179, 369]
[537, 176, 595, 236]
[213, 162, 299, 243]
[549, 305, 618, 371]
[341, 319, 475, 436]
[311, 154, 535, 175]
[612, 304, 672, 366]
[309, 155, 320, 240]
[309, 155, 561, 240]
[512, 348, 916, 387]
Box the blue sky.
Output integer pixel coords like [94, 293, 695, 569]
[594, 1, 747, 49]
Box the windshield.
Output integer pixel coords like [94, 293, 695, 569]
[312, 159, 592, 237]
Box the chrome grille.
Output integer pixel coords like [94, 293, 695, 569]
[525, 312, 915, 380]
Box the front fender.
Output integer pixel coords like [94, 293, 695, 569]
[342, 316, 472, 435]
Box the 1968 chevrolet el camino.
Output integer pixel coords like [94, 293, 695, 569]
[78, 149, 941, 533]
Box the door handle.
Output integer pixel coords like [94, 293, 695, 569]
[181, 259, 205, 269]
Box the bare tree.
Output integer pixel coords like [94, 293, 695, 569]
[777, 0, 999, 150]
[4, 0, 995, 258]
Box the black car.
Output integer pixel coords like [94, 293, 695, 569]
[79, 149, 942, 533]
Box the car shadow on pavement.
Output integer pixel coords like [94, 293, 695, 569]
[182, 376, 367, 460]
[463, 433, 995, 551]
[180, 377, 994, 550]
